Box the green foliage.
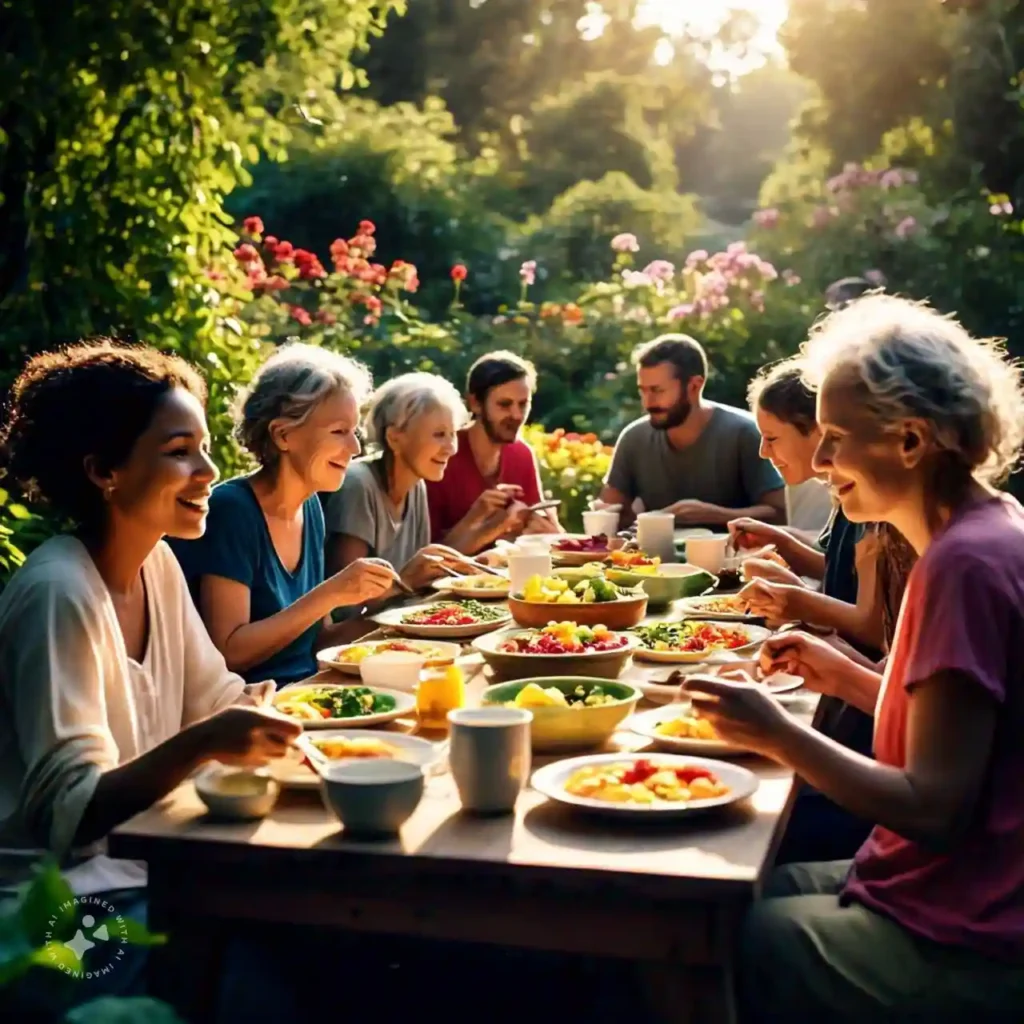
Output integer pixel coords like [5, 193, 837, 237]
[64, 997, 185, 1024]
[521, 173, 703, 287]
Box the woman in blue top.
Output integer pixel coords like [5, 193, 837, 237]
[727, 359, 914, 863]
[171, 343, 406, 686]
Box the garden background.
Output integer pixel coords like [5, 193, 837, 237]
[3, 0, 1024, 582]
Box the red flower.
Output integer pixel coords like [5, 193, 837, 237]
[358, 219, 376, 236]
[243, 216, 264, 236]
[264, 235, 279, 248]
[451, 264, 468, 283]
[389, 260, 420, 292]
[330, 238, 349, 257]
[333, 254, 351, 275]
[255, 275, 290, 292]
[274, 241, 294, 262]
[350, 233, 377, 257]
[562, 302, 584, 325]
[315, 310, 337, 325]
[405, 273, 420, 293]
[289, 305, 312, 326]
[298, 259, 327, 280]
[233, 244, 260, 264]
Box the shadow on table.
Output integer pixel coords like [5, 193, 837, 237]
[414, 805, 518, 862]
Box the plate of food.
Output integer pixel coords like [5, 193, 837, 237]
[430, 573, 510, 600]
[550, 534, 623, 567]
[373, 600, 512, 638]
[677, 594, 754, 620]
[632, 620, 771, 664]
[317, 638, 463, 675]
[633, 664, 806, 704]
[472, 622, 640, 681]
[509, 573, 647, 629]
[627, 705, 749, 756]
[268, 730, 442, 789]
[272, 683, 415, 729]
[531, 752, 758, 820]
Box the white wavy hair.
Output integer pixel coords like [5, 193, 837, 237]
[234, 343, 373, 467]
[802, 294, 1024, 485]
[364, 371, 469, 450]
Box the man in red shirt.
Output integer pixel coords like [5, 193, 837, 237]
[426, 351, 561, 553]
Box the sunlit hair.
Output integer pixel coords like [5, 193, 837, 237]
[234, 342, 372, 469]
[748, 359, 818, 436]
[802, 295, 1024, 486]
[364, 372, 469, 453]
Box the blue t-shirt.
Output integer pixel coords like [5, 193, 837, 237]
[169, 477, 325, 686]
[819, 505, 867, 606]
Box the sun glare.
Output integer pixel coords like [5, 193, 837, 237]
[636, 0, 789, 74]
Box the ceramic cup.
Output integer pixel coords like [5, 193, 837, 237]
[507, 545, 553, 594]
[447, 707, 533, 814]
[685, 534, 731, 574]
[636, 511, 676, 563]
[582, 509, 620, 538]
[359, 650, 427, 692]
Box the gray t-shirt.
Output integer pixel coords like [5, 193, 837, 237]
[323, 458, 429, 572]
[605, 404, 784, 520]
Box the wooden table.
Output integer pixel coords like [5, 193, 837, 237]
[109, 611, 818, 1024]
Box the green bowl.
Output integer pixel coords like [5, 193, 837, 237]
[480, 677, 641, 752]
[605, 566, 716, 607]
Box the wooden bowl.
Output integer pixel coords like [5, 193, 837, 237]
[507, 593, 648, 630]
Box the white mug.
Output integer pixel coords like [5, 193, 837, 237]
[685, 534, 731, 574]
[582, 509, 619, 538]
[447, 708, 533, 814]
[636, 511, 676, 563]
[507, 545, 553, 594]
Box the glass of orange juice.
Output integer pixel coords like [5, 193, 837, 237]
[416, 664, 466, 729]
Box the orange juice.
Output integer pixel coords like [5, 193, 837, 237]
[416, 665, 466, 729]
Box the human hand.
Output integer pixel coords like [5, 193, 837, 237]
[467, 484, 522, 523]
[521, 510, 560, 535]
[680, 671, 794, 758]
[195, 706, 302, 766]
[239, 681, 277, 708]
[728, 517, 788, 552]
[401, 544, 472, 590]
[738, 578, 804, 624]
[662, 499, 718, 525]
[328, 557, 401, 607]
[757, 631, 857, 697]
[741, 557, 804, 588]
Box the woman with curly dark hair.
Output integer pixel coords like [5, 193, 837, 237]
[0, 341, 300, 1012]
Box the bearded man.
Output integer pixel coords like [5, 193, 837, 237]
[599, 334, 786, 530]
[426, 351, 561, 553]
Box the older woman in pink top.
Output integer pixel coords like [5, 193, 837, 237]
[685, 295, 1024, 1021]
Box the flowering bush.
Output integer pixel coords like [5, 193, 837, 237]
[523, 426, 613, 532]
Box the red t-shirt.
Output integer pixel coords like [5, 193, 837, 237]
[426, 429, 542, 542]
[843, 496, 1024, 960]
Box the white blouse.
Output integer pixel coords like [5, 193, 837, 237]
[0, 536, 247, 895]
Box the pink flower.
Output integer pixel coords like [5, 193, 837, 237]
[611, 233, 640, 253]
[727, 241, 747, 256]
[684, 249, 709, 268]
[750, 291, 766, 313]
[642, 260, 675, 282]
[622, 269, 653, 287]
[753, 208, 780, 229]
[667, 303, 694, 321]
[812, 206, 834, 229]
[895, 216, 918, 239]
[879, 170, 904, 190]
[519, 260, 537, 286]
[782, 269, 801, 287]
[990, 200, 1014, 216]
[756, 259, 778, 281]
[243, 216, 264, 236]
[289, 305, 312, 326]
[233, 244, 261, 264]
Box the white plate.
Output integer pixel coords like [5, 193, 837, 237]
[677, 595, 754, 621]
[317, 639, 462, 675]
[472, 627, 642, 661]
[268, 730, 443, 790]
[273, 683, 416, 729]
[531, 753, 758, 820]
[627, 706, 749, 757]
[633, 662, 806, 703]
[430, 575, 510, 600]
[372, 603, 512, 639]
[632, 622, 772, 664]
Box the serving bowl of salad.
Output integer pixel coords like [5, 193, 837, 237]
[481, 676, 642, 752]
[471, 621, 640, 681]
[272, 683, 416, 728]
[508, 573, 647, 629]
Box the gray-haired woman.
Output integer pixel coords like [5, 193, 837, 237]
[324, 372, 478, 590]
[171, 342, 401, 687]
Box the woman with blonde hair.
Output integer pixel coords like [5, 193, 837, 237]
[685, 296, 1024, 1020]
[172, 343, 404, 686]
[325, 372, 485, 588]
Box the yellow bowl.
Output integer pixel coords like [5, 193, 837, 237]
[480, 677, 641, 752]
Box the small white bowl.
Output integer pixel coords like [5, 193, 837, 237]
[358, 650, 427, 692]
[194, 765, 280, 820]
[320, 759, 425, 837]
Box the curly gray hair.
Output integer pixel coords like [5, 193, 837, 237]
[364, 372, 469, 450]
[802, 295, 1024, 485]
[234, 343, 373, 468]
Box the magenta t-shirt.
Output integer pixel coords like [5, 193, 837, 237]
[425, 429, 542, 543]
[843, 496, 1024, 959]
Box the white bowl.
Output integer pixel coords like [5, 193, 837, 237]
[194, 765, 280, 820]
[358, 651, 427, 692]
[320, 759, 425, 836]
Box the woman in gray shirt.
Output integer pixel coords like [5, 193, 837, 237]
[325, 372, 470, 590]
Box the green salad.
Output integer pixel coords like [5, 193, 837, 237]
[274, 685, 397, 722]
